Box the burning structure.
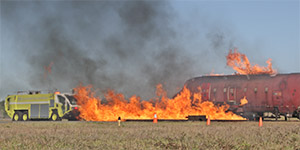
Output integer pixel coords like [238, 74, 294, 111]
[183, 49, 299, 120]
[73, 49, 300, 121]
[184, 73, 300, 120]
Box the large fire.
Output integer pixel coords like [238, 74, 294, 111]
[226, 49, 277, 75]
[73, 48, 276, 121]
[74, 84, 246, 121]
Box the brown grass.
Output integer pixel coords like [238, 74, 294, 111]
[0, 121, 299, 150]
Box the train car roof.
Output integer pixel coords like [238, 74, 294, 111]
[188, 72, 300, 82]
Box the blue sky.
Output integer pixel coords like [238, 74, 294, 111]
[0, 0, 299, 100]
[171, 0, 299, 72]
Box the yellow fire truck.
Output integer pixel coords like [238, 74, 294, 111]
[4, 91, 79, 121]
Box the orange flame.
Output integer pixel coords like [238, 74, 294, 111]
[226, 49, 277, 75]
[240, 96, 248, 106]
[208, 70, 224, 76]
[74, 84, 245, 121]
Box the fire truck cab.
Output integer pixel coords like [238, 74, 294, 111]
[4, 91, 79, 121]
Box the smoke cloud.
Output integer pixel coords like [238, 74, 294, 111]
[1, 1, 238, 99]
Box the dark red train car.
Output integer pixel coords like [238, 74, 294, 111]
[184, 73, 300, 120]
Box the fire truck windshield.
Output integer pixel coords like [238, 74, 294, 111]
[65, 95, 77, 105]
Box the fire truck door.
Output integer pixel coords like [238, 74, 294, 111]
[272, 90, 283, 107]
[57, 95, 66, 114]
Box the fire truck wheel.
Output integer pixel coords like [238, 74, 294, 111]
[21, 112, 29, 121]
[12, 112, 21, 121]
[51, 112, 59, 121]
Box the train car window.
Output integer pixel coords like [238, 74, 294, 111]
[223, 88, 226, 93]
[244, 88, 247, 92]
[230, 88, 234, 96]
[265, 87, 268, 93]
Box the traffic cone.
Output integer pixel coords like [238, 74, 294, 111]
[118, 116, 121, 127]
[153, 113, 158, 123]
[206, 115, 211, 126]
[258, 117, 263, 127]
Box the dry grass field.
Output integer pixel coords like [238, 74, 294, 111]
[0, 120, 299, 150]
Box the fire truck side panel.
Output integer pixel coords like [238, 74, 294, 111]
[4, 93, 75, 120]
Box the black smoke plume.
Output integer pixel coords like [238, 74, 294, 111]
[1, 0, 250, 100]
[1, 1, 200, 99]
